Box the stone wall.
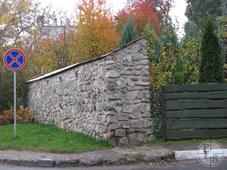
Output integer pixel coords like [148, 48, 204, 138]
[27, 38, 152, 145]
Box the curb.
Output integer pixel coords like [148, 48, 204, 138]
[175, 149, 227, 161]
[0, 148, 174, 167]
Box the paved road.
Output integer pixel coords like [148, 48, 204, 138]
[1, 160, 227, 170]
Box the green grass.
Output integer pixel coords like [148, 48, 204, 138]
[0, 124, 111, 153]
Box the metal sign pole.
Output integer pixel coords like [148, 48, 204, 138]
[3, 48, 26, 138]
[14, 71, 16, 137]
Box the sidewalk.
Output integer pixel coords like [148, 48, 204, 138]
[0, 146, 173, 167]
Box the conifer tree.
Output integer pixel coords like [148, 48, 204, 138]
[199, 18, 224, 83]
[119, 16, 138, 46]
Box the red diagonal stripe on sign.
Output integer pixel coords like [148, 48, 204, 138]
[8, 53, 22, 66]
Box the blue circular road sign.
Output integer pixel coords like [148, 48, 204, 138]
[3, 48, 26, 71]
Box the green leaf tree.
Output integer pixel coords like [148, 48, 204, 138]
[0, 70, 27, 113]
[170, 57, 198, 85]
[145, 19, 178, 87]
[217, 16, 227, 63]
[199, 18, 224, 83]
[185, 0, 222, 28]
[145, 18, 178, 137]
[119, 16, 138, 46]
[184, 21, 201, 39]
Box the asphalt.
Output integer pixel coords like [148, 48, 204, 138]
[1, 160, 227, 170]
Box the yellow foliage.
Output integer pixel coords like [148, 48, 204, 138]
[71, 0, 119, 62]
[26, 38, 55, 76]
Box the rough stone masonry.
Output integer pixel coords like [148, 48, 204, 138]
[27, 38, 152, 145]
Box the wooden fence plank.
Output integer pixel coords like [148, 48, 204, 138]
[166, 99, 227, 111]
[166, 129, 227, 140]
[165, 91, 227, 100]
[162, 83, 227, 140]
[166, 109, 227, 118]
[165, 83, 227, 93]
[166, 118, 227, 130]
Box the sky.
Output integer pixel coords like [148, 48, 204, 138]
[35, 0, 188, 36]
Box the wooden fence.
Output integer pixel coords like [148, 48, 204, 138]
[161, 83, 227, 140]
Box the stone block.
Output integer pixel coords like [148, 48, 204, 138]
[105, 70, 120, 78]
[117, 114, 129, 121]
[129, 77, 139, 81]
[132, 55, 140, 61]
[140, 59, 149, 65]
[127, 80, 135, 87]
[118, 137, 129, 145]
[125, 92, 137, 100]
[123, 103, 149, 114]
[121, 121, 131, 129]
[105, 59, 115, 65]
[131, 119, 143, 128]
[105, 115, 118, 123]
[105, 92, 123, 100]
[109, 123, 121, 130]
[129, 113, 141, 119]
[126, 128, 136, 134]
[135, 81, 150, 86]
[128, 133, 147, 144]
[104, 103, 122, 113]
[140, 103, 150, 114]
[116, 79, 127, 88]
[126, 55, 132, 62]
[122, 105, 134, 113]
[115, 129, 126, 137]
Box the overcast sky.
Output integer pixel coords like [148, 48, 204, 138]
[35, 0, 187, 36]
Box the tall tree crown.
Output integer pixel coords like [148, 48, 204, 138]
[199, 18, 224, 83]
[119, 15, 138, 46]
[186, 0, 222, 28]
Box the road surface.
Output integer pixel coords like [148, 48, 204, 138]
[0, 160, 227, 170]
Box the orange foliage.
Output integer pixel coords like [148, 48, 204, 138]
[115, 0, 160, 35]
[0, 106, 34, 125]
[132, 1, 160, 34]
[72, 0, 119, 61]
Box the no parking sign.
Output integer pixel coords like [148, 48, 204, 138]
[3, 48, 26, 137]
[4, 49, 26, 71]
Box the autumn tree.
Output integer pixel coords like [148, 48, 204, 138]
[132, 0, 160, 34]
[0, 0, 65, 111]
[0, 0, 52, 49]
[30, 19, 76, 76]
[115, 0, 160, 35]
[128, 0, 172, 19]
[0, 0, 57, 77]
[27, 38, 55, 76]
[0, 0, 50, 111]
[71, 0, 119, 62]
[116, 0, 173, 36]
